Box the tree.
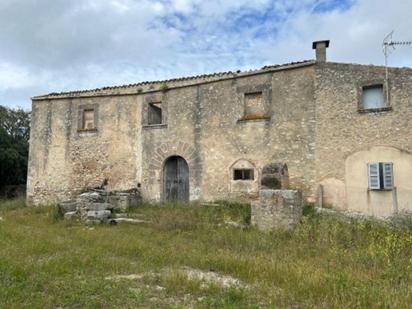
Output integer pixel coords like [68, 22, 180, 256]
[0, 105, 31, 189]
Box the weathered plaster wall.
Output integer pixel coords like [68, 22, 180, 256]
[315, 63, 412, 213]
[141, 66, 316, 202]
[140, 88, 202, 201]
[28, 65, 316, 205]
[27, 95, 142, 205]
[345, 146, 412, 217]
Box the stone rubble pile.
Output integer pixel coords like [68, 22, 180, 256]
[58, 188, 141, 224]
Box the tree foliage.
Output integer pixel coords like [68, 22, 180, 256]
[0, 105, 31, 188]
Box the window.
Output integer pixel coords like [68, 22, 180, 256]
[361, 85, 385, 110]
[233, 169, 254, 181]
[368, 162, 393, 190]
[148, 103, 162, 125]
[77, 104, 98, 132]
[82, 109, 95, 130]
[244, 92, 266, 119]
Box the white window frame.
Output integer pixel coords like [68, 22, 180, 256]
[367, 162, 393, 190]
[362, 85, 385, 110]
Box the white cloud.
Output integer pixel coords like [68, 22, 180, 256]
[0, 62, 34, 90]
[171, 0, 195, 13]
[0, 0, 411, 109]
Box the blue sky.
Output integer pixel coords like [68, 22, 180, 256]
[0, 0, 411, 109]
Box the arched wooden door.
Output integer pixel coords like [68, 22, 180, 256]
[163, 156, 189, 202]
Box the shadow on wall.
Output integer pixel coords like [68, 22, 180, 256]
[261, 163, 289, 189]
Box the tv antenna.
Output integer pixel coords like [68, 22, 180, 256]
[382, 31, 411, 104]
[383, 31, 411, 67]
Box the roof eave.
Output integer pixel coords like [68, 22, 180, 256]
[32, 60, 316, 101]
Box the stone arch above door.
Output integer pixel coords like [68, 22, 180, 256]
[143, 141, 202, 201]
[149, 141, 201, 171]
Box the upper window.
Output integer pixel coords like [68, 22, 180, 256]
[361, 85, 385, 110]
[82, 109, 95, 130]
[233, 168, 254, 181]
[243, 92, 266, 120]
[368, 162, 393, 190]
[78, 104, 98, 133]
[148, 102, 162, 125]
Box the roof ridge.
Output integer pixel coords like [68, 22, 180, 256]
[33, 59, 314, 99]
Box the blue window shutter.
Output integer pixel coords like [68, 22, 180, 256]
[382, 162, 393, 189]
[368, 163, 380, 189]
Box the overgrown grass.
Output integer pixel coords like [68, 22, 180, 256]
[0, 200, 411, 308]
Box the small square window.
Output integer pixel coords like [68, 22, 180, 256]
[148, 103, 162, 125]
[361, 85, 385, 110]
[233, 169, 254, 180]
[83, 109, 95, 130]
[244, 92, 266, 119]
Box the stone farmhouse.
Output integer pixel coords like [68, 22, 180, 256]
[27, 41, 412, 218]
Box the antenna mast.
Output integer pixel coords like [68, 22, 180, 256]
[382, 31, 412, 104]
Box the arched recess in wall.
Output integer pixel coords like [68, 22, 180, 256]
[345, 145, 412, 217]
[229, 159, 259, 194]
[261, 163, 289, 189]
[144, 141, 202, 201]
[162, 156, 189, 202]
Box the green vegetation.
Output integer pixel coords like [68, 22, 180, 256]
[160, 83, 169, 92]
[0, 199, 411, 308]
[0, 105, 30, 190]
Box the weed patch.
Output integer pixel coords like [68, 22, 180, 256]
[0, 199, 411, 307]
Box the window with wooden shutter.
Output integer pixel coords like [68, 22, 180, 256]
[368, 163, 380, 190]
[382, 162, 393, 189]
[148, 103, 162, 125]
[83, 109, 95, 130]
[368, 162, 394, 190]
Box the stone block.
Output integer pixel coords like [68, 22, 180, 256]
[86, 203, 112, 211]
[58, 200, 77, 214]
[251, 189, 303, 231]
[78, 192, 104, 203]
[64, 211, 78, 220]
[87, 210, 111, 221]
[109, 218, 148, 224]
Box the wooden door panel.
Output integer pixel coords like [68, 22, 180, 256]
[163, 156, 189, 202]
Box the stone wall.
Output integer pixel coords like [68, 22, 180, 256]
[28, 64, 316, 205]
[27, 59, 412, 213]
[27, 95, 142, 205]
[140, 66, 316, 202]
[251, 189, 303, 231]
[315, 63, 412, 214]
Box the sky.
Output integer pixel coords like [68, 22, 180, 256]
[0, 0, 411, 109]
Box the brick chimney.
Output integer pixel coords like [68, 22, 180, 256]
[312, 40, 330, 62]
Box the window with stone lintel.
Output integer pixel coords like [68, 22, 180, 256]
[78, 104, 98, 132]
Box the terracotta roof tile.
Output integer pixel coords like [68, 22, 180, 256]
[33, 60, 315, 100]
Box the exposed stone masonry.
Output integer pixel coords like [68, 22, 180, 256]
[251, 190, 303, 231]
[58, 188, 141, 224]
[27, 41, 412, 217]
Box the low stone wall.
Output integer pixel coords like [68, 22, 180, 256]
[251, 189, 303, 231]
[58, 188, 141, 224]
